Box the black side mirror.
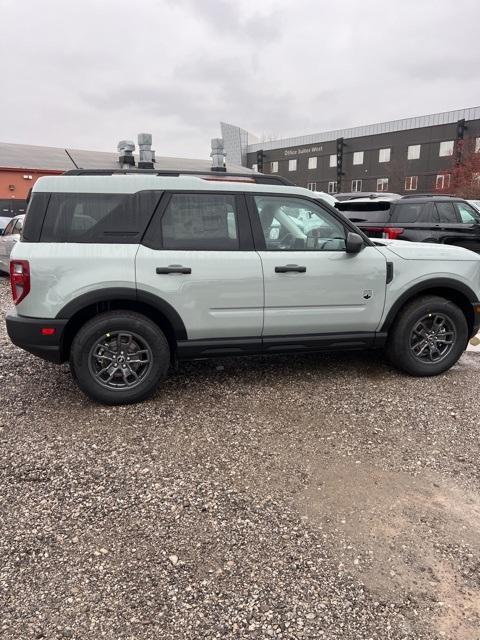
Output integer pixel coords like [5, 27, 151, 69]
[345, 231, 364, 254]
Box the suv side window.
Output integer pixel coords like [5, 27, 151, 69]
[40, 192, 159, 243]
[253, 196, 346, 251]
[160, 193, 239, 250]
[455, 202, 480, 224]
[436, 202, 458, 223]
[390, 203, 422, 223]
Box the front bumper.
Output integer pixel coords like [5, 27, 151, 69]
[6, 311, 68, 363]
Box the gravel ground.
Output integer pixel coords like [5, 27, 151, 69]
[0, 275, 479, 640]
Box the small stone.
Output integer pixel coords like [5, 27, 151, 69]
[72, 536, 79, 543]
[168, 554, 179, 565]
[99, 547, 108, 555]
[62, 629, 73, 638]
[306, 613, 315, 620]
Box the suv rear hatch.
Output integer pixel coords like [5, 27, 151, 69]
[336, 199, 393, 238]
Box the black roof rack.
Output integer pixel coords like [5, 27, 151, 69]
[401, 193, 458, 199]
[62, 168, 293, 186]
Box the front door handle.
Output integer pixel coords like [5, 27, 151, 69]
[156, 265, 192, 274]
[275, 264, 307, 273]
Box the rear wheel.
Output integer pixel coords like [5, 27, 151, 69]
[386, 295, 468, 376]
[70, 311, 170, 404]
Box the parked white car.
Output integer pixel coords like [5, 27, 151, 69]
[0, 214, 24, 274]
[0, 216, 11, 235]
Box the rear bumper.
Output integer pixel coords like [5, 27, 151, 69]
[6, 311, 67, 363]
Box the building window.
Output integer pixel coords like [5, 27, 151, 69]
[379, 148, 391, 163]
[288, 159, 297, 172]
[377, 178, 389, 191]
[308, 157, 317, 170]
[475, 138, 480, 153]
[307, 182, 317, 191]
[436, 174, 451, 190]
[329, 154, 336, 168]
[353, 151, 364, 165]
[407, 144, 421, 160]
[271, 161, 278, 173]
[439, 141, 454, 157]
[328, 181, 337, 194]
[404, 176, 418, 191]
[351, 179, 362, 192]
[252, 163, 258, 172]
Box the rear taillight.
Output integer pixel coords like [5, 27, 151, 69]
[384, 227, 404, 240]
[10, 260, 30, 305]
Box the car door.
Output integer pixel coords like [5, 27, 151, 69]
[435, 201, 480, 250]
[135, 191, 264, 341]
[451, 202, 480, 252]
[248, 194, 387, 339]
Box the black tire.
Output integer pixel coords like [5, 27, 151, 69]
[70, 311, 170, 405]
[386, 295, 468, 376]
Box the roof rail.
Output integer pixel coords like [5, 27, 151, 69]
[401, 193, 457, 199]
[62, 168, 293, 186]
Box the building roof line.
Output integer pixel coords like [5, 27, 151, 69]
[246, 106, 480, 153]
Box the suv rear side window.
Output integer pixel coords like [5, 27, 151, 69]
[390, 202, 438, 223]
[161, 194, 239, 250]
[40, 192, 159, 243]
[436, 202, 458, 223]
[390, 203, 421, 223]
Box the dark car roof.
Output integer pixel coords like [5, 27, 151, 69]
[399, 194, 465, 204]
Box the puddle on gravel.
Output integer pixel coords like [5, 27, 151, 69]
[297, 462, 480, 639]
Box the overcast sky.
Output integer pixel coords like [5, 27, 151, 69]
[1, 0, 479, 160]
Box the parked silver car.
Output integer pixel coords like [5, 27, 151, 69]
[0, 214, 24, 274]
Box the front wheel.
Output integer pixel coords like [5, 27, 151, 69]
[386, 295, 468, 376]
[70, 311, 170, 404]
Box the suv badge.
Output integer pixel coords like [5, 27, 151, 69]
[363, 290, 373, 300]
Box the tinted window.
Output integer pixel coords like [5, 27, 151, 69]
[390, 202, 438, 223]
[40, 192, 159, 243]
[391, 203, 423, 223]
[161, 194, 239, 250]
[455, 202, 480, 224]
[436, 202, 457, 223]
[22, 192, 50, 242]
[336, 201, 391, 223]
[254, 196, 346, 251]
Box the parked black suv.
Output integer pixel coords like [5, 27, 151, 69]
[337, 195, 480, 252]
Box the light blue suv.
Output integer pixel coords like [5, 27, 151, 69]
[6, 170, 480, 405]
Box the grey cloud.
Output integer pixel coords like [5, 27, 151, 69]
[0, 0, 479, 159]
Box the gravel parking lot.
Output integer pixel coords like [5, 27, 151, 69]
[0, 275, 479, 640]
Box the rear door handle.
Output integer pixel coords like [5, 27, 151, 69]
[156, 265, 192, 274]
[275, 264, 307, 273]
